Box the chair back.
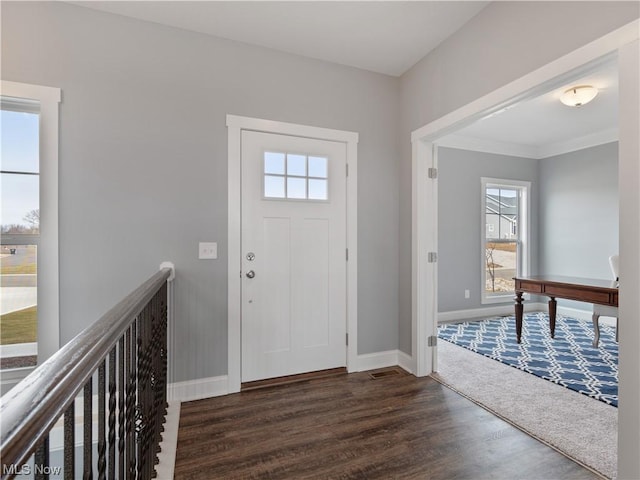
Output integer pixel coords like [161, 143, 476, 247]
[609, 254, 619, 279]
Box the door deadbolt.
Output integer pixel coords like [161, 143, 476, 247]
[246, 252, 255, 261]
[246, 270, 256, 279]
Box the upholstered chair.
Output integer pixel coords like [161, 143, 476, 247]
[592, 254, 619, 347]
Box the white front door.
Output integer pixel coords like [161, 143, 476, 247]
[241, 130, 347, 382]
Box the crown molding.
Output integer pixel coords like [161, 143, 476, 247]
[537, 127, 618, 159]
[437, 128, 618, 160]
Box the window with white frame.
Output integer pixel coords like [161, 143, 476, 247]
[481, 178, 530, 304]
[1, 81, 60, 389]
[263, 151, 329, 201]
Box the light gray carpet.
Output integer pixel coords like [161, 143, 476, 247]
[433, 340, 617, 479]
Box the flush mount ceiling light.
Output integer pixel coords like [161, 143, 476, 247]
[560, 85, 599, 107]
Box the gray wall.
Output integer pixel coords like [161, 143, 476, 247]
[398, 1, 639, 354]
[437, 148, 539, 312]
[1, 1, 400, 382]
[539, 142, 619, 308]
[437, 143, 619, 314]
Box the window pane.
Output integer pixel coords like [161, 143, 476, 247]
[308, 179, 328, 200]
[499, 188, 518, 216]
[1, 244, 38, 369]
[1, 173, 39, 234]
[1, 109, 40, 173]
[485, 213, 499, 239]
[485, 241, 518, 294]
[264, 175, 285, 198]
[287, 177, 306, 199]
[264, 152, 285, 175]
[287, 154, 306, 176]
[308, 156, 328, 178]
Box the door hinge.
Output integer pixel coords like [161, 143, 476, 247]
[427, 252, 438, 263]
[428, 336, 438, 347]
[346, 333, 349, 346]
[346, 163, 349, 177]
[428, 167, 438, 179]
[346, 248, 349, 261]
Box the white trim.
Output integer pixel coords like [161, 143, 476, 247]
[1, 80, 61, 371]
[226, 115, 358, 144]
[411, 19, 640, 381]
[227, 114, 358, 393]
[537, 127, 618, 159]
[0, 366, 36, 394]
[438, 134, 540, 159]
[438, 127, 619, 160]
[410, 20, 639, 143]
[411, 140, 435, 378]
[480, 178, 531, 305]
[353, 349, 414, 375]
[166, 350, 415, 404]
[354, 350, 399, 372]
[397, 350, 414, 375]
[618, 38, 640, 480]
[437, 303, 546, 324]
[168, 375, 229, 402]
[0, 342, 37, 357]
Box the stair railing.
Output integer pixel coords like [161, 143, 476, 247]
[1, 263, 175, 479]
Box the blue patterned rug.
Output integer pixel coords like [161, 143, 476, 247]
[437, 312, 618, 407]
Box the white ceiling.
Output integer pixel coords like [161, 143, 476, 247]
[70, 1, 489, 77]
[440, 59, 619, 158]
[69, 1, 617, 154]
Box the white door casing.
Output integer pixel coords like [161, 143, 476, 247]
[241, 131, 347, 382]
[227, 115, 358, 392]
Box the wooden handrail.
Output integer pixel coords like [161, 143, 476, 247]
[0, 267, 172, 476]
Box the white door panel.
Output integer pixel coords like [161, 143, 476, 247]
[241, 130, 347, 382]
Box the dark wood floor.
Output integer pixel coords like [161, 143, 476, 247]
[175, 369, 602, 479]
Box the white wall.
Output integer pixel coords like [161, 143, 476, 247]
[1, 1, 401, 383]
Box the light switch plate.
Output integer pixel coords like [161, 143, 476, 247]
[199, 242, 217, 260]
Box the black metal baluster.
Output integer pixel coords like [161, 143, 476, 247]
[83, 381, 93, 480]
[126, 321, 137, 479]
[152, 290, 162, 474]
[137, 306, 148, 479]
[98, 360, 106, 480]
[118, 336, 125, 480]
[108, 347, 116, 480]
[34, 435, 50, 480]
[64, 403, 75, 480]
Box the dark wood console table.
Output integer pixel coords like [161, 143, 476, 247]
[513, 275, 618, 344]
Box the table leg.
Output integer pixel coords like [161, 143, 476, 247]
[515, 291, 524, 344]
[592, 313, 600, 348]
[548, 297, 557, 338]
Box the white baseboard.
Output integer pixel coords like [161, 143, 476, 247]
[168, 375, 229, 403]
[556, 306, 592, 321]
[353, 349, 414, 375]
[557, 306, 616, 326]
[438, 304, 616, 326]
[438, 303, 546, 323]
[168, 353, 420, 404]
[397, 350, 414, 375]
[353, 350, 399, 372]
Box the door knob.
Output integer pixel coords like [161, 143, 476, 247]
[246, 270, 255, 279]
